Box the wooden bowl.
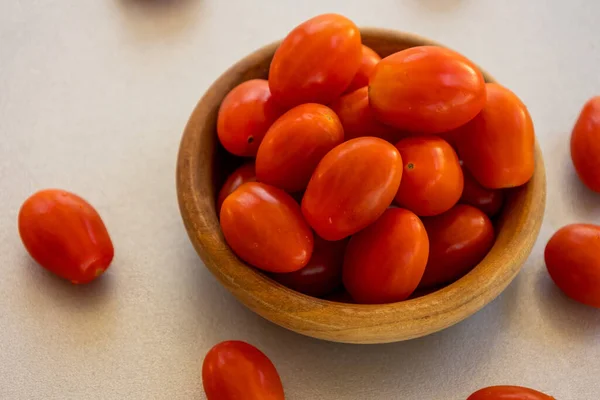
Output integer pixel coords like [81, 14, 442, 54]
[176, 28, 546, 344]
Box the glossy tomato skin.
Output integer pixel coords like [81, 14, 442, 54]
[302, 137, 403, 241]
[202, 341, 284, 400]
[217, 79, 283, 157]
[217, 162, 256, 212]
[467, 385, 555, 400]
[344, 45, 381, 93]
[220, 182, 313, 273]
[343, 208, 429, 304]
[460, 168, 504, 217]
[272, 236, 348, 297]
[544, 224, 600, 308]
[454, 83, 535, 189]
[256, 103, 344, 192]
[394, 136, 464, 216]
[571, 96, 600, 192]
[419, 205, 495, 288]
[330, 87, 404, 143]
[18, 189, 114, 284]
[369, 46, 486, 134]
[269, 14, 362, 109]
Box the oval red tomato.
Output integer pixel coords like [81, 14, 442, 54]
[467, 385, 555, 400]
[269, 14, 362, 108]
[256, 103, 344, 192]
[571, 96, 600, 192]
[272, 236, 348, 297]
[545, 223, 600, 308]
[18, 189, 114, 284]
[220, 182, 314, 273]
[419, 205, 495, 289]
[202, 341, 284, 400]
[217, 162, 256, 212]
[330, 87, 404, 143]
[460, 168, 504, 217]
[369, 46, 486, 134]
[454, 83, 535, 189]
[217, 79, 283, 157]
[343, 208, 429, 304]
[344, 45, 381, 93]
[394, 136, 464, 216]
[302, 137, 403, 241]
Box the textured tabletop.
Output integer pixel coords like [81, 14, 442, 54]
[1, 1, 600, 399]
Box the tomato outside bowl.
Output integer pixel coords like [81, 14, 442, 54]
[176, 28, 546, 344]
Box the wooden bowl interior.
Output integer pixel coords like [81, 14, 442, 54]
[176, 28, 546, 344]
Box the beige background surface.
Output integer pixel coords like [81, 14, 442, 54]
[1, 0, 600, 399]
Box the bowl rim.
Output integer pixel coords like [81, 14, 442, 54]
[176, 28, 547, 344]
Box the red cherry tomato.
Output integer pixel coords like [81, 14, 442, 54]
[269, 14, 362, 108]
[302, 137, 403, 241]
[18, 189, 114, 284]
[394, 136, 464, 216]
[217, 162, 256, 212]
[217, 79, 283, 156]
[343, 208, 429, 304]
[419, 205, 495, 289]
[454, 83, 535, 189]
[256, 103, 344, 192]
[369, 46, 486, 134]
[467, 385, 555, 400]
[460, 168, 504, 217]
[545, 223, 600, 308]
[202, 341, 284, 400]
[272, 236, 348, 297]
[220, 182, 314, 273]
[571, 96, 600, 192]
[330, 87, 404, 143]
[344, 45, 381, 93]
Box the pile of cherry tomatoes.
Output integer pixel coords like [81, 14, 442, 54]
[16, 11, 600, 400]
[216, 13, 534, 304]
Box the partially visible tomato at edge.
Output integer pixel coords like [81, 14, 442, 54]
[272, 236, 348, 297]
[269, 13, 362, 109]
[369, 46, 486, 134]
[217, 162, 256, 212]
[256, 103, 344, 193]
[467, 385, 555, 400]
[18, 189, 114, 284]
[570, 96, 600, 192]
[220, 182, 314, 273]
[217, 79, 283, 157]
[460, 168, 504, 217]
[544, 223, 600, 308]
[202, 341, 285, 400]
[302, 137, 403, 241]
[330, 87, 404, 143]
[344, 45, 381, 93]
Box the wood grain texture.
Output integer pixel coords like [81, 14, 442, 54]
[176, 28, 547, 344]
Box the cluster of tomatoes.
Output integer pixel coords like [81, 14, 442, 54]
[15, 11, 600, 400]
[216, 13, 533, 305]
